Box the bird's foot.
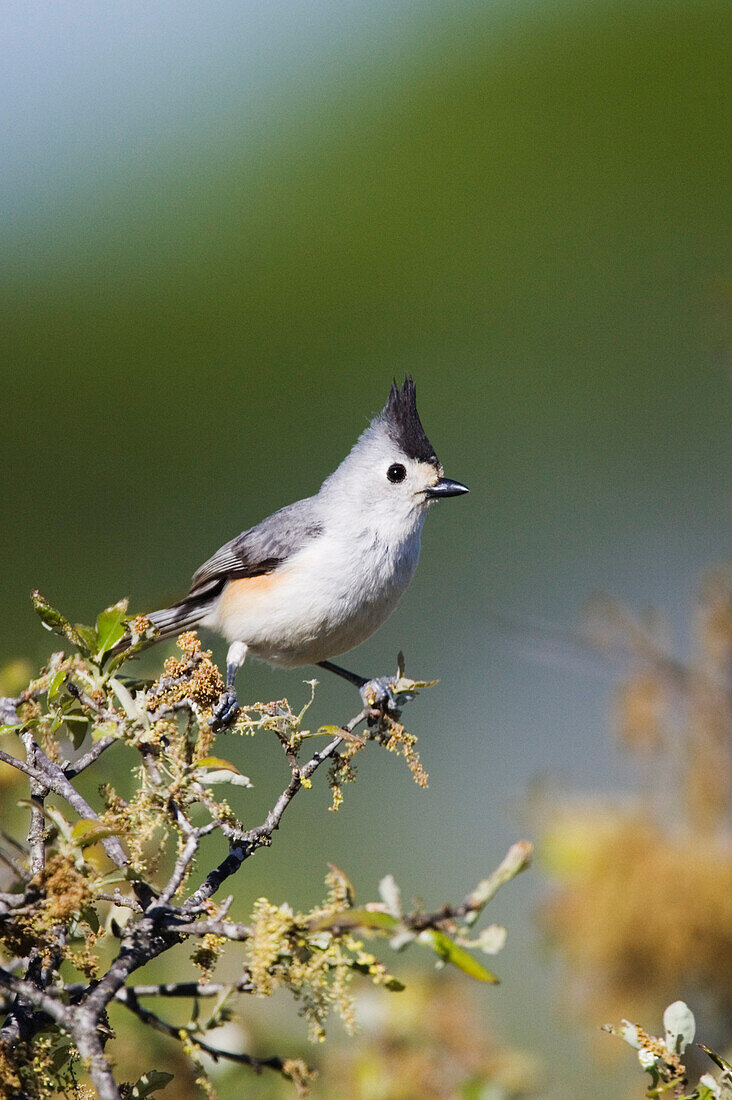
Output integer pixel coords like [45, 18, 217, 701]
[359, 676, 416, 725]
[209, 689, 240, 731]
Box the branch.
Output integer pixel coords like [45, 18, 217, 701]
[0, 742, 128, 868]
[167, 919, 252, 942]
[117, 989, 300, 1077]
[0, 967, 69, 1026]
[96, 891, 143, 912]
[0, 843, 31, 883]
[0, 735, 50, 1045]
[63, 735, 117, 777]
[122, 976, 254, 998]
[154, 806, 200, 907]
[19, 732, 46, 876]
[182, 711, 366, 912]
[62, 974, 254, 1001]
[80, 918, 173, 1020]
[0, 748, 47, 787]
[73, 722, 364, 1024]
[405, 841, 534, 932]
[72, 1009, 121, 1100]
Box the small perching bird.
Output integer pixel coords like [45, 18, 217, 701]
[135, 377, 468, 728]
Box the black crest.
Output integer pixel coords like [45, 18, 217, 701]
[378, 376, 439, 465]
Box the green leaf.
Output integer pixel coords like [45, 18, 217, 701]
[47, 668, 67, 700]
[348, 959, 406, 990]
[195, 756, 241, 772]
[309, 908, 400, 933]
[71, 819, 104, 838]
[95, 600, 128, 661]
[48, 1036, 75, 1073]
[80, 903, 100, 933]
[392, 676, 439, 694]
[206, 987, 236, 1031]
[317, 724, 365, 745]
[96, 869, 129, 888]
[0, 722, 25, 736]
[421, 929, 499, 983]
[92, 720, 119, 742]
[105, 616, 159, 674]
[31, 590, 93, 654]
[193, 759, 253, 787]
[71, 819, 125, 848]
[75, 624, 99, 655]
[130, 1071, 174, 1098]
[68, 714, 90, 750]
[348, 960, 373, 976]
[327, 862, 356, 908]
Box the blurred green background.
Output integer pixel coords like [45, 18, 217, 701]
[1, 1, 730, 1096]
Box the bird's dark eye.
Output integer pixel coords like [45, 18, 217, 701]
[387, 463, 407, 484]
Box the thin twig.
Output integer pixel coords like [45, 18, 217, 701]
[0, 743, 128, 868]
[72, 1009, 121, 1100]
[166, 918, 252, 941]
[21, 729, 46, 885]
[182, 711, 366, 913]
[0, 748, 46, 792]
[96, 892, 143, 913]
[121, 975, 254, 998]
[0, 846, 31, 883]
[63, 735, 117, 777]
[0, 967, 68, 1025]
[117, 989, 297, 1077]
[153, 804, 200, 908]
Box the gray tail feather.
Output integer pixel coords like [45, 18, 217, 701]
[110, 598, 213, 660]
[146, 600, 211, 641]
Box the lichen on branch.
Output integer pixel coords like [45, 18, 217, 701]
[0, 595, 530, 1098]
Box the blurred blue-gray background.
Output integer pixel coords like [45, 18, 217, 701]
[2, 2, 729, 1096]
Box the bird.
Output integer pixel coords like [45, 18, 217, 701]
[131, 377, 468, 729]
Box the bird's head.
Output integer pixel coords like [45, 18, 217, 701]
[321, 377, 469, 536]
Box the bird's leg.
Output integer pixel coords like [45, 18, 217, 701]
[317, 659, 404, 722]
[317, 660, 367, 690]
[210, 641, 247, 730]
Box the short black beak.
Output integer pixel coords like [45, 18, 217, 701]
[425, 477, 470, 499]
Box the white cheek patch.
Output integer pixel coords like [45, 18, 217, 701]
[414, 460, 443, 491]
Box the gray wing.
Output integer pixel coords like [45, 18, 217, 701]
[187, 496, 323, 600]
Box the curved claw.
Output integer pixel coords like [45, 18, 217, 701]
[209, 689, 239, 731]
[359, 676, 411, 722]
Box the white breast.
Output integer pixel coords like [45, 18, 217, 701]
[206, 527, 422, 667]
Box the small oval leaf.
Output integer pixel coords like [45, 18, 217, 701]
[72, 819, 125, 848]
[421, 929, 499, 983]
[195, 756, 240, 773]
[95, 601, 129, 660]
[309, 908, 399, 933]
